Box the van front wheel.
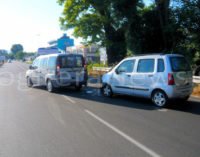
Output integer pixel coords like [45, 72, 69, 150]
[152, 90, 167, 107]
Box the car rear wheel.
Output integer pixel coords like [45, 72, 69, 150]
[27, 77, 33, 87]
[152, 90, 167, 107]
[46, 80, 54, 92]
[102, 84, 113, 97]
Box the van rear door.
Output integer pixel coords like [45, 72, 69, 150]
[58, 55, 84, 85]
[169, 56, 192, 88]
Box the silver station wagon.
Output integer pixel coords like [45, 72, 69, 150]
[26, 54, 88, 92]
[102, 54, 193, 107]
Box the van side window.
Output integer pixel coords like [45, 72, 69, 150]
[157, 59, 165, 72]
[137, 59, 155, 73]
[48, 57, 57, 69]
[40, 58, 48, 69]
[117, 60, 135, 73]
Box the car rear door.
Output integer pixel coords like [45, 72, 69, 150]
[169, 56, 193, 88]
[132, 58, 156, 97]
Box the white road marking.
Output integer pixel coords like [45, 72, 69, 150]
[63, 95, 76, 104]
[85, 109, 161, 157]
[157, 108, 168, 112]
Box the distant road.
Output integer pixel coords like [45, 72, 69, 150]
[0, 61, 200, 157]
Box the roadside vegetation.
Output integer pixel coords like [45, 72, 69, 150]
[58, 0, 200, 66]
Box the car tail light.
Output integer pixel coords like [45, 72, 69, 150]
[56, 62, 60, 77]
[168, 73, 175, 85]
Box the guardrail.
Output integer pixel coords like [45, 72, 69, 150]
[92, 67, 112, 72]
[193, 76, 200, 84]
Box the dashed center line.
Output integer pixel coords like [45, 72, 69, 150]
[62, 95, 76, 104]
[85, 109, 161, 157]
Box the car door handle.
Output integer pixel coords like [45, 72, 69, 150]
[127, 74, 131, 77]
[148, 75, 153, 77]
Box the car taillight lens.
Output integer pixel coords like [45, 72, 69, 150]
[56, 62, 60, 77]
[168, 73, 175, 85]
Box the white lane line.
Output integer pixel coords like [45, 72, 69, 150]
[16, 64, 27, 71]
[157, 108, 168, 112]
[62, 95, 76, 104]
[85, 109, 161, 157]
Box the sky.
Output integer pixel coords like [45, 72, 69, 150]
[0, 0, 152, 52]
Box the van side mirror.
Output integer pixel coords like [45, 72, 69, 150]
[29, 65, 33, 70]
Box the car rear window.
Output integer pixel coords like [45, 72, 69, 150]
[170, 56, 191, 72]
[59, 55, 83, 68]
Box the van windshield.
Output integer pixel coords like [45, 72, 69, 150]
[170, 56, 191, 72]
[59, 55, 83, 68]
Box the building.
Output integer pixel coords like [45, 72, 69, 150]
[48, 34, 74, 52]
[66, 45, 101, 63]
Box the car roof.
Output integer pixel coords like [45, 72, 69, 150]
[126, 53, 184, 59]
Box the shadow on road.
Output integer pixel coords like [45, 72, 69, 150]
[32, 85, 200, 115]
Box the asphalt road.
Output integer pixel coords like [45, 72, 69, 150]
[0, 61, 200, 157]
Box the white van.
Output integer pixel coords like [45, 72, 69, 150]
[26, 54, 88, 92]
[102, 54, 193, 107]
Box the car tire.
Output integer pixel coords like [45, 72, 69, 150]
[152, 90, 168, 107]
[46, 79, 54, 92]
[102, 84, 113, 97]
[27, 77, 33, 87]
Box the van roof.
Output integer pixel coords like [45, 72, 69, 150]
[37, 53, 83, 58]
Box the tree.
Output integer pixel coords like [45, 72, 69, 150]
[16, 51, 24, 60]
[11, 44, 23, 55]
[57, 0, 141, 64]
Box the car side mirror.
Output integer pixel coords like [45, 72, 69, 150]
[115, 69, 119, 74]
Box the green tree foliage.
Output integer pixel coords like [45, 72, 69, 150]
[11, 44, 23, 55]
[0, 49, 8, 58]
[58, 0, 200, 64]
[58, 0, 133, 64]
[16, 51, 24, 60]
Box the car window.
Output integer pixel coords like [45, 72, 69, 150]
[60, 56, 74, 68]
[137, 59, 155, 73]
[117, 60, 135, 73]
[157, 59, 165, 72]
[170, 56, 191, 72]
[74, 56, 83, 67]
[48, 56, 57, 69]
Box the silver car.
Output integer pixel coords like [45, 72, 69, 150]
[102, 54, 193, 107]
[26, 54, 88, 92]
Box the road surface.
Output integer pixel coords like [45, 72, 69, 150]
[0, 61, 200, 157]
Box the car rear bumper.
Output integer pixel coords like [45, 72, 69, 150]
[167, 84, 194, 99]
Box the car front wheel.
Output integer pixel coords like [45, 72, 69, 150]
[152, 90, 167, 107]
[102, 84, 113, 97]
